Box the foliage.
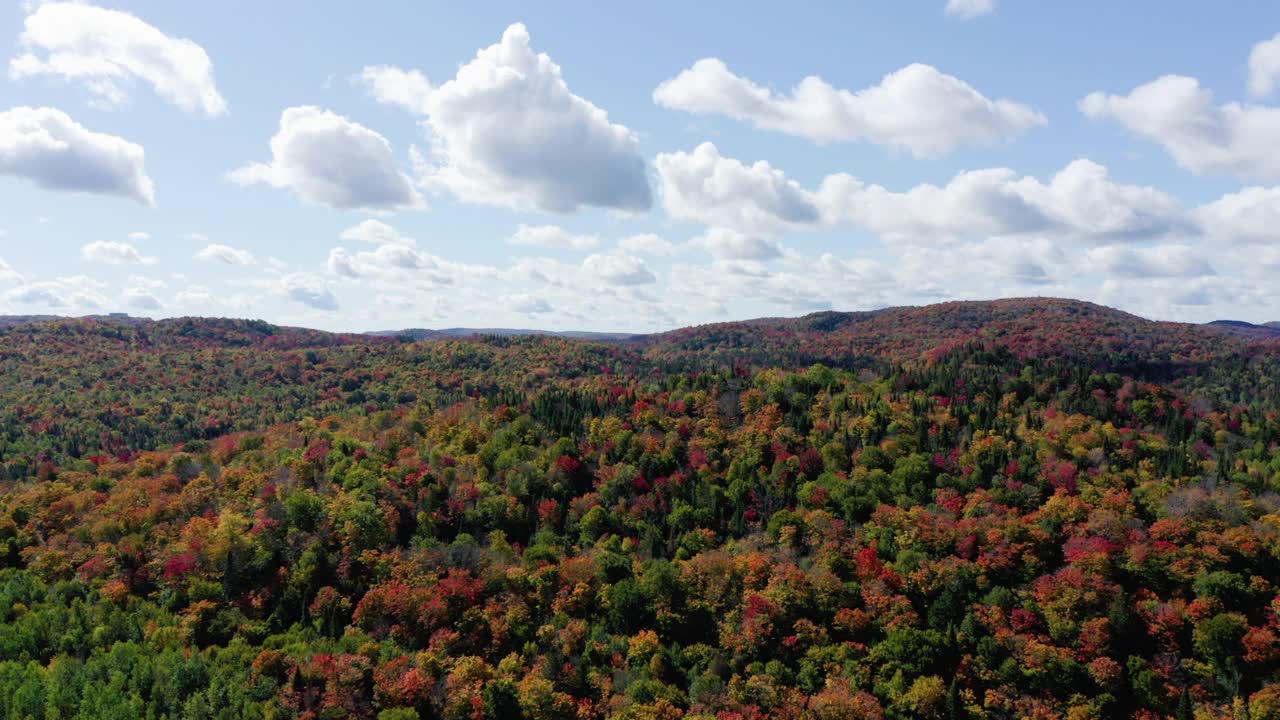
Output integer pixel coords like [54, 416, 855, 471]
[2, 298, 1280, 718]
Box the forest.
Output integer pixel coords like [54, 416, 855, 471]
[2, 298, 1280, 719]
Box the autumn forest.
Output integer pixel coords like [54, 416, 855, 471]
[3, 298, 1280, 720]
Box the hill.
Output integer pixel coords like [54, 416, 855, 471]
[1206, 319, 1280, 339]
[2, 298, 1278, 471]
[2, 297, 1280, 718]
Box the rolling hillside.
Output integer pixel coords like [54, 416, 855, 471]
[2, 298, 1280, 718]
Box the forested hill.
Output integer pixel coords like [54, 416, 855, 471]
[646, 298, 1280, 368]
[2, 298, 1280, 718]
[2, 298, 1279, 472]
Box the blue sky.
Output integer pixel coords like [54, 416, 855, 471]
[2, 1, 1280, 331]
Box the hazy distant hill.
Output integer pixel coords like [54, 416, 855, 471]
[0, 314, 59, 329]
[6, 303, 1278, 348]
[1204, 319, 1280, 339]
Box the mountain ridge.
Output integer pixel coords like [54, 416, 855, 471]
[3, 297, 1277, 342]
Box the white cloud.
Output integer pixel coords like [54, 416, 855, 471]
[5, 282, 68, 307]
[175, 285, 214, 306]
[872, 238, 1067, 303]
[9, 1, 226, 116]
[126, 274, 165, 290]
[618, 233, 675, 256]
[128, 231, 150, 242]
[691, 228, 784, 261]
[340, 218, 415, 246]
[1098, 275, 1257, 312]
[581, 253, 656, 285]
[1249, 33, 1280, 98]
[0, 106, 155, 205]
[509, 224, 599, 250]
[81, 239, 156, 265]
[508, 293, 552, 315]
[1081, 75, 1280, 181]
[0, 257, 19, 282]
[196, 243, 255, 265]
[364, 23, 651, 213]
[326, 244, 449, 281]
[653, 60, 1043, 157]
[122, 286, 162, 311]
[4, 275, 107, 309]
[655, 142, 820, 235]
[818, 157, 1190, 243]
[326, 249, 359, 279]
[1196, 186, 1280, 243]
[1087, 244, 1215, 278]
[657, 142, 1187, 244]
[326, 217, 475, 285]
[280, 273, 338, 311]
[230, 106, 421, 210]
[945, 0, 996, 18]
[359, 65, 431, 114]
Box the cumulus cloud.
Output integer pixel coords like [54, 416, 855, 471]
[363, 23, 651, 213]
[340, 219, 415, 246]
[581, 253, 657, 285]
[1098, 275, 1256, 312]
[0, 257, 19, 282]
[945, 0, 996, 18]
[359, 65, 431, 114]
[230, 106, 421, 210]
[653, 60, 1043, 157]
[175, 285, 214, 306]
[280, 273, 338, 311]
[1087, 244, 1215, 278]
[1195, 186, 1280, 243]
[4, 275, 107, 309]
[326, 244, 452, 284]
[871, 238, 1068, 304]
[1081, 75, 1280, 181]
[1250, 33, 1280, 98]
[122, 286, 162, 310]
[818, 157, 1190, 243]
[692, 228, 785, 261]
[81, 239, 156, 264]
[656, 142, 1188, 244]
[132, 274, 165, 289]
[0, 106, 155, 205]
[655, 142, 820, 235]
[5, 282, 68, 307]
[618, 233, 675, 256]
[326, 219, 470, 285]
[509, 293, 552, 315]
[196, 243, 255, 265]
[509, 224, 599, 250]
[9, 2, 226, 116]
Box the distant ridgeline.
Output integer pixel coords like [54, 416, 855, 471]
[1, 298, 1280, 719]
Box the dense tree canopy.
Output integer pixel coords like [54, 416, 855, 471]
[2, 298, 1280, 719]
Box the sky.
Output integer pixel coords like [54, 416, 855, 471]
[2, 1, 1280, 332]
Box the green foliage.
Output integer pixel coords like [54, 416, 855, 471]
[2, 300, 1280, 718]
